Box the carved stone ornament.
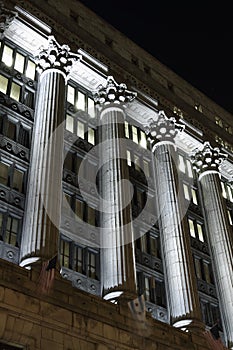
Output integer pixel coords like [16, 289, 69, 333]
[94, 75, 137, 109]
[0, 1, 18, 38]
[35, 36, 81, 76]
[145, 110, 184, 146]
[191, 141, 227, 175]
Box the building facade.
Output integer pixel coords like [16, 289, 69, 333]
[0, 0, 232, 349]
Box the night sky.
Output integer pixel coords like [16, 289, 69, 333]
[78, 0, 233, 117]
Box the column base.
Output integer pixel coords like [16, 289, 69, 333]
[103, 291, 123, 304]
[20, 256, 40, 269]
[173, 318, 205, 333]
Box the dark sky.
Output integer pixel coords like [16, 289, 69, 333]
[78, 0, 233, 117]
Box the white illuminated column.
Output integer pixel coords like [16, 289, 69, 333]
[95, 76, 137, 301]
[192, 142, 233, 349]
[146, 113, 203, 330]
[20, 36, 80, 267]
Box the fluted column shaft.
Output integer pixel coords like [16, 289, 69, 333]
[147, 113, 202, 329]
[192, 142, 233, 348]
[95, 76, 137, 300]
[20, 37, 80, 266]
[20, 71, 65, 265]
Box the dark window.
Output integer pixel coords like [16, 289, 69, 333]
[0, 212, 21, 247]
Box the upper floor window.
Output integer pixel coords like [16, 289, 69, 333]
[0, 114, 30, 147]
[188, 217, 205, 242]
[124, 121, 148, 149]
[194, 256, 214, 284]
[221, 181, 233, 203]
[183, 184, 198, 205]
[0, 212, 21, 247]
[137, 273, 166, 308]
[0, 160, 25, 193]
[136, 231, 161, 259]
[0, 41, 36, 80]
[66, 84, 95, 118]
[60, 236, 99, 280]
[178, 154, 193, 178]
[65, 114, 96, 145]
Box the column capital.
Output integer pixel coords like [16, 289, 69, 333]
[145, 110, 184, 150]
[35, 36, 81, 78]
[0, 2, 18, 38]
[191, 141, 227, 179]
[94, 76, 137, 113]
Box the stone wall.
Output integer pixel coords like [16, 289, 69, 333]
[0, 259, 211, 350]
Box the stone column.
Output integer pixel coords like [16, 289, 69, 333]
[192, 142, 233, 349]
[20, 37, 80, 267]
[95, 76, 137, 301]
[146, 112, 203, 330]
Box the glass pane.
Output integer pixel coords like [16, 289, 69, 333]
[194, 258, 202, 279]
[88, 127, 95, 145]
[203, 262, 211, 284]
[76, 91, 85, 110]
[14, 52, 25, 73]
[64, 152, 73, 171]
[0, 162, 9, 185]
[188, 218, 195, 238]
[24, 89, 34, 108]
[143, 160, 149, 177]
[140, 130, 147, 149]
[227, 210, 232, 225]
[75, 246, 83, 273]
[150, 236, 157, 257]
[125, 121, 129, 138]
[197, 224, 204, 242]
[191, 188, 198, 205]
[67, 85, 75, 104]
[141, 234, 147, 252]
[127, 150, 131, 166]
[227, 185, 233, 202]
[87, 206, 95, 225]
[144, 276, 150, 301]
[134, 154, 140, 171]
[186, 160, 193, 178]
[221, 182, 227, 198]
[25, 60, 36, 80]
[66, 114, 74, 133]
[10, 82, 21, 101]
[77, 121, 85, 139]
[6, 120, 16, 140]
[179, 155, 186, 173]
[12, 168, 24, 192]
[88, 252, 96, 278]
[183, 184, 190, 200]
[75, 199, 84, 219]
[2, 45, 13, 66]
[132, 126, 138, 143]
[88, 97, 95, 118]
[0, 74, 8, 94]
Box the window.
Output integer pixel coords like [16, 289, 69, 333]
[0, 74, 8, 94]
[0, 161, 25, 193]
[0, 212, 21, 247]
[194, 257, 214, 284]
[10, 82, 21, 101]
[179, 154, 193, 178]
[188, 217, 205, 242]
[137, 274, 166, 307]
[227, 210, 232, 225]
[60, 236, 99, 280]
[201, 301, 222, 327]
[0, 116, 30, 147]
[0, 42, 36, 81]
[137, 232, 161, 259]
[66, 84, 95, 117]
[125, 121, 129, 138]
[132, 126, 138, 144]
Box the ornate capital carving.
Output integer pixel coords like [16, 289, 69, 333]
[191, 141, 227, 177]
[145, 110, 184, 149]
[36, 36, 81, 77]
[94, 76, 137, 111]
[0, 2, 18, 38]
